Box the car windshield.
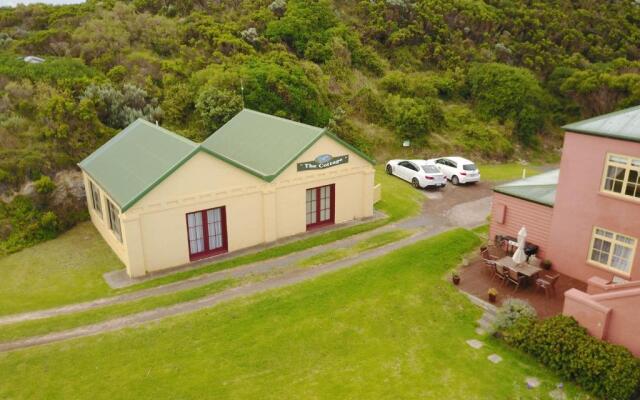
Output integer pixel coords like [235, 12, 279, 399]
[463, 164, 477, 171]
[422, 165, 440, 174]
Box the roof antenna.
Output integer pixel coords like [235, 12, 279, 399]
[240, 78, 245, 109]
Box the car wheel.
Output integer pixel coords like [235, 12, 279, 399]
[386, 165, 393, 175]
[412, 178, 420, 189]
[451, 176, 460, 185]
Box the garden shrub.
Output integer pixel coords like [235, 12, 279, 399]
[492, 298, 536, 333]
[34, 175, 56, 194]
[504, 315, 640, 400]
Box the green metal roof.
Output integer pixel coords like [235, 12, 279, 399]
[78, 119, 198, 211]
[563, 105, 640, 142]
[200, 109, 326, 180]
[79, 109, 374, 212]
[493, 169, 559, 207]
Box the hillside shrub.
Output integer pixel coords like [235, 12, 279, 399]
[467, 63, 548, 144]
[504, 315, 640, 400]
[34, 175, 55, 194]
[195, 86, 243, 137]
[492, 298, 536, 333]
[384, 95, 444, 140]
[0, 196, 61, 255]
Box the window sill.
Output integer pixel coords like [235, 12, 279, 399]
[598, 191, 640, 206]
[189, 248, 228, 262]
[306, 220, 335, 231]
[586, 259, 632, 279]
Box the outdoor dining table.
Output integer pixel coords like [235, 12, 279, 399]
[496, 256, 543, 278]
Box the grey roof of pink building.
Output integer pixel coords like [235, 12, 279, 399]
[563, 105, 640, 142]
[493, 169, 559, 207]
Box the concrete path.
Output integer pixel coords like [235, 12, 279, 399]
[0, 225, 451, 352]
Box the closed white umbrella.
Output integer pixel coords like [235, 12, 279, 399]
[512, 226, 528, 265]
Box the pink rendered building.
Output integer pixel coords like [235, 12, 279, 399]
[490, 105, 640, 356]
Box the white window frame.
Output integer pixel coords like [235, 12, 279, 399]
[106, 199, 122, 242]
[587, 226, 637, 277]
[89, 180, 102, 218]
[600, 153, 640, 202]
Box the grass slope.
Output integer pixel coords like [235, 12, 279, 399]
[0, 229, 588, 399]
[0, 223, 123, 315]
[0, 167, 424, 315]
[297, 229, 413, 267]
[478, 163, 542, 182]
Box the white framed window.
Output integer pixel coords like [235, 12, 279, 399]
[601, 153, 640, 200]
[89, 180, 102, 217]
[106, 199, 122, 242]
[588, 227, 637, 275]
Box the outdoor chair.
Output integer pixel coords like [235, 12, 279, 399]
[535, 273, 560, 297]
[482, 259, 497, 278]
[494, 264, 508, 285]
[506, 268, 527, 292]
[480, 246, 499, 261]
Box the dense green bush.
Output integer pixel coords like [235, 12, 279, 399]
[0, 53, 99, 82]
[467, 63, 549, 144]
[195, 86, 243, 138]
[504, 315, 640, 400]
[33, 175, 55, 194]
[384, 95, 444, 140]
[0, 196, 60, 255]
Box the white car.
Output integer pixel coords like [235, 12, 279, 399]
[385, 159, 447, 189]
[427, 156, 480, 185]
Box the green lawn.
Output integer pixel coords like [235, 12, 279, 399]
[0, 279, 233, 342]
[0, 223, 124, 315]
[0, 167, 424, 315]
[297, 229, 413, 267]
[478, 163, 543, 182]
[0, 231, 411, 342]
[0, 230, 588, 399]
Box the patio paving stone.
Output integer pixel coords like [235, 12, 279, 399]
[487, 354, 502, 364]
[466, 339, 484, 349]
[525, 377, 541, 388]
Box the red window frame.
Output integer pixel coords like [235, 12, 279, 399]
[306, 184, 335, 230]
[185, 206, 228, 261]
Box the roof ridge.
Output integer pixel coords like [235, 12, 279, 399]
[79, 119, 144, 167]
[240, 108, 325, 132]
[136, 118, 198, 147]
[562, 104, 640, 130]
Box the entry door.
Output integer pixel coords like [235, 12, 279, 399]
[306, 184, 335, 229]
[186, 206, 227, 260]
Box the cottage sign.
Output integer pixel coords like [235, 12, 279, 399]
[297, 154, 349, 171]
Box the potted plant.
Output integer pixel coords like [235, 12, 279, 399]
[541, 259, 552, 270]
[488, 288, 498, 303]
[452, 272, 460, 285]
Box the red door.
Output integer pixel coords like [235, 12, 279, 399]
[306, 184, 335, 230]
[186, 206, 228, 261]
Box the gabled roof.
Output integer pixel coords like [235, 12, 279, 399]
[79, 109, 374, 212]
[493, 169, 559, 207]
[563, 105, 640, 143]
[78, 119, 198, 211]
[200, 109, 326, 181]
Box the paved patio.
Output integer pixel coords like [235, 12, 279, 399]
[457, 256, 587, 318]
